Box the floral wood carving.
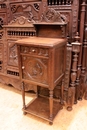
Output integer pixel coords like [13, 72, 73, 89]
[41, 8, 67, 23]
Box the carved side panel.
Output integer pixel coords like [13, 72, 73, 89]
[7, 41, 18, 67]
[22, 56, 48, 85]
[54, 45, 65, 81]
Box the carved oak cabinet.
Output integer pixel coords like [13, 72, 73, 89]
[16, 37, 66, 124]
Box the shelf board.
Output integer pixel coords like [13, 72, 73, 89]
[23, 96, 63, 122]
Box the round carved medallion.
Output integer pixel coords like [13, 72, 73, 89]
[18, 16, 25, 25]
[43, 8, 57, 22]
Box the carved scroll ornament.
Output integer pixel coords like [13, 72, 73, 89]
[9, 16, 35, 25]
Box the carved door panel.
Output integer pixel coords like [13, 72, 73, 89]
[7, 40, 18, 67]
[21, 55, 48, 85]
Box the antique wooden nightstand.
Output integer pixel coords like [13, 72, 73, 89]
[16, 37, 66, 124]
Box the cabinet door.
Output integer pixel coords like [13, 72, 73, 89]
[21, 55, 48, 85]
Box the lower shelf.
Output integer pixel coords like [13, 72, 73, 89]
[22, 96, 63, 122]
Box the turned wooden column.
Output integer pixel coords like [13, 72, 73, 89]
[83, 4, 87, 99]
[74, 33, 81, 103]
[67, 33, 81, 111]
[78, 0, 86, 100]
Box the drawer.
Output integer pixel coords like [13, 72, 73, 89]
[20, 46, 49, 57]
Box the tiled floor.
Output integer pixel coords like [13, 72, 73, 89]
[0, 83, 87, 130]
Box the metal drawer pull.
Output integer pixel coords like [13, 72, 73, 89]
[22, 66, 25, 69]
[32, 49, 36, 52]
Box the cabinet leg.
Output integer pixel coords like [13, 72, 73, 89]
[49, 90, 53, 122]
[23, 111, 27, 115]
[21, 82, 26, 109]
[49, 121, 53, 125]
[36, 86, 40, 98]
[67, 106, 72, 111]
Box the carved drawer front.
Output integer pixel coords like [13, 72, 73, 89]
[21, 56, 48, 85]
[20, 46, 49, 57]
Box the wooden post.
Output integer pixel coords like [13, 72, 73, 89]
[83, 4, 87, 99]
[67, 32, 81, 111]
[78, 0, 86, 100]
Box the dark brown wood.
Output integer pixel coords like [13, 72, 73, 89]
[83, 2, 87, 100]
[0, 0, 86, 119]
[16, 37, 66, 124]
[67, 32, 81, 110]
[22, 96, 62, 122]
[0, 0, 79, 90]
[78, 0, 86, 100]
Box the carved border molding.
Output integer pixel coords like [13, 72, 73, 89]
[72, 0, 79, 39]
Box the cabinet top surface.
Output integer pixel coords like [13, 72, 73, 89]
[15, 37, 66, 47]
